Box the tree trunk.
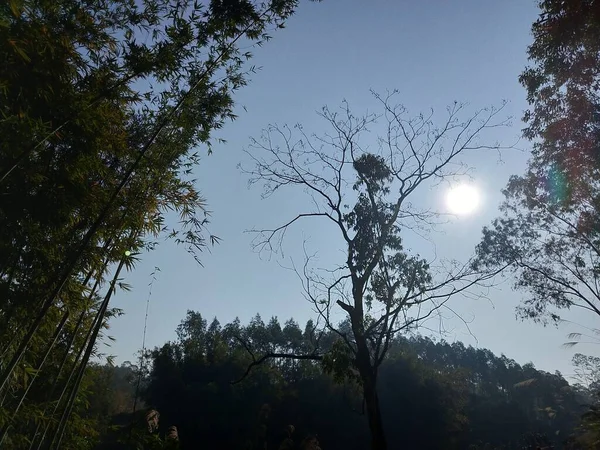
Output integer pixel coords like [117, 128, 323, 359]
[350, 287, 387, 450]
[362, 368, 387, 450]
[354, 335, 387, 450]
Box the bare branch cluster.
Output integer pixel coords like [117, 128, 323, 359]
[241, 90, 511, 258]
[238, 91, 512, 447]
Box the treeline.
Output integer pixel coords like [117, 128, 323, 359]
[86, 311, 597, 449]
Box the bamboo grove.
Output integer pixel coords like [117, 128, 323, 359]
[0, 0, 311, 447]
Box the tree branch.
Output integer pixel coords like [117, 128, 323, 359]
[232, 335, 322, 385]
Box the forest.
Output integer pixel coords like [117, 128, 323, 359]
[87, 312, 598, 449]
[1, 0, 600, 449]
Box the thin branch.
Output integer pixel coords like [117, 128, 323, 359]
[232, 336, 321, 385]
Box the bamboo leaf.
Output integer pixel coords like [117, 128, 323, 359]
[9, 0, 24, 17]
[563, 342, 579, 349]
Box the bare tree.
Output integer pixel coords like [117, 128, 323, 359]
[240, 90, 511, 450]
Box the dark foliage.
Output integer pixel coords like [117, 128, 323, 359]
[93, 311, 589, 450]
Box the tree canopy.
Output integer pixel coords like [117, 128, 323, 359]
[0, 0, 315, 446]
[474, 0, 600, 325]
[90, 310, 592, 450]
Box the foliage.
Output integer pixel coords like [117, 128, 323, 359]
[88, 311, 589, 450]
[472, 6, 600, 442]
[0, 0, 315, 446]
[474, 0, 600, 325]
[567, 354, 600, 449]
[572, 353, 600, 393]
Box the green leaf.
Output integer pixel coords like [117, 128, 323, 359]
[9, 0, 24, 17]
[24, 366, 39, 376]
[11, 42, 31, 62]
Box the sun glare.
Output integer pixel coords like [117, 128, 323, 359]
[445, 184, 480, 215]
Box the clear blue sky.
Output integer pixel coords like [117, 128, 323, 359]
[106, 0, 599, 379]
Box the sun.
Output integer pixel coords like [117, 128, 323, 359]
[445, 184, 480, 215]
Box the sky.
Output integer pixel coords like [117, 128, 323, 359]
[106, 0, 600, 379]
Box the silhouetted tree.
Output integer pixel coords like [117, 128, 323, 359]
[241, 90, 511, 449]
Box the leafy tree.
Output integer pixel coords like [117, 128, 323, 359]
[567, 354, 600, 449]
[240, 91, 511, 449]
[473, 4, 600, 443]
[569, 393, 600, 450]
[572, 353, 600, 394]
[473, 0, 600, 325]
[0, 0, 318, 446]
